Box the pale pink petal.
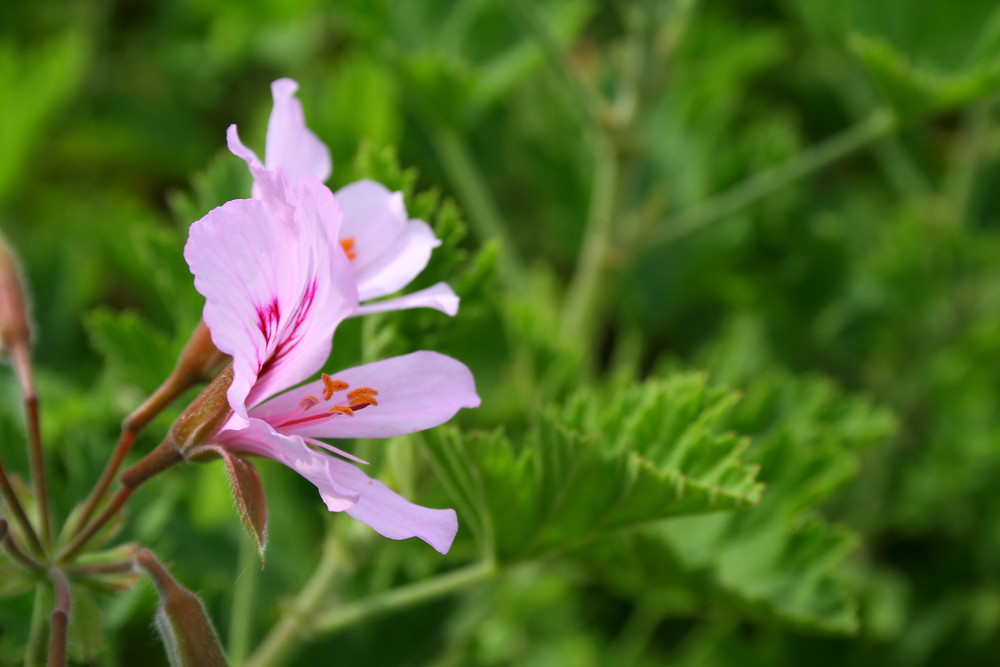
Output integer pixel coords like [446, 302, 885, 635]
[217, 419, 458, 553]
[185, 180, 357, 423]
[351, 282, 459, 317]
[227, 125, 289, 213]
[185, 198, 303, 425]
[265, 78, 332, 184]
[245, 177, 358, 408]
[336, 180, 441, 301]
[251, 351, 480, 439]
[333, 458, 458, 554]
[217, 419, 358, 511]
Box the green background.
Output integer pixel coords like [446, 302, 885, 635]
[2, 0, 1000, 665]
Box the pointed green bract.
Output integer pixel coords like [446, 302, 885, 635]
[214, 448, 269, 562]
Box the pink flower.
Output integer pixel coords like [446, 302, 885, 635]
[184, 175, 479, 554]
[228, 78, 458, 318]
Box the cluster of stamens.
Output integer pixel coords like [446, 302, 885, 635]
[302, 373, 377, 413]
[278, 373, 378, 429]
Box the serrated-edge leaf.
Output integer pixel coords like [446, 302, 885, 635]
[424, 372, 763, 562]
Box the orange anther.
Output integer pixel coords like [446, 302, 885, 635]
[340, 237, 357, 261]
[329, 405, 355, 417]
[321, 374, 349, 400]
[347, 387, 378, 402]
[299, 395, 321, 410]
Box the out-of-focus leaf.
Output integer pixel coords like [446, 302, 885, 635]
[652, 363, 895, 634]
[68, 586, 103, 663]
[847, 0, 1000, 117]
[425, 372, 763, 562]
[59, 493, 127, 555]
[850, 33, 1000, 118]
[0, 31, 89, 205]
[85, 308, 177, 393]
[168, 149, 253, 227]
[0, 564, 35, 597]
[72, 543, 141, 594]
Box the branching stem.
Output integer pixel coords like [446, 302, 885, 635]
[58, 439, 182, 563]
[1, 519, 44, 572]
[0, 454, 43, 557]
[70, 366, 196, 541]
[650, 109, 898, 247]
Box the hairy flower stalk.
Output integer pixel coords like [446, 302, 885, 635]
[0, 233, 49, 553]
[58, 363, 237, 563]
[183, 166, 479, 553]
[69, 322, 230, 540]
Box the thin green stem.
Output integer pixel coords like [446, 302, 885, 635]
[313, 561, 497, 634]
[425, 123, 524, 287]
[650, 109, 898, 247]
[243, 532, 344, 667]
[945, 97, 996, 224]
[26, 584, 50, 667]
[227, 533, 260, 665]
[834, 60, 932, 200]
[561, 137, 619, 346]
[503, 0, 606, 130]
[612, 598, 664, 665]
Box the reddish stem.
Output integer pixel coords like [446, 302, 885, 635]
[0, 519, 43, 572]
[70, 368, 194, 540]
[58, 440, 183, 564]
[12, 342, 52, 549]
[0, 454, 43, 557]
[46, 568, 71, 667]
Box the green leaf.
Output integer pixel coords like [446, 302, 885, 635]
[424, 372, 763, 562]
[167, 148, 254, 226]
[0, 30, 89, 205]
[68, 586, 103, 663]
[649, 369, 895, 634]
[846, 1, 1000, 117]
[850, 33, 1000, 118]
[0, 564, 36, 598]
[85, 308, 177, 393]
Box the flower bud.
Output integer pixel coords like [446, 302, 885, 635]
[0, 233, 31, 356]
[135, 549, 228, 667]
[169, 363, 234, 453]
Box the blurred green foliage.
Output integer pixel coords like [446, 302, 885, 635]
[2, 0, 1000, 665]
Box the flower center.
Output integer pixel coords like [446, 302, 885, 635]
[276, 373, 378, 429]
[340, 237, 357, 261]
